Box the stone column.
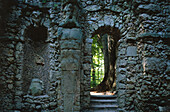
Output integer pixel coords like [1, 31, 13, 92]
[59, 28, 83, 112]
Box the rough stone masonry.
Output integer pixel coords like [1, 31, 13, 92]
[0, 0, 169, 112]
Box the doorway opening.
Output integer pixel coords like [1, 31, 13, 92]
[90, 27, 120, 95]
[91, 34, 104, 88]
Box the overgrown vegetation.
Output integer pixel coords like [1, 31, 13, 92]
[91, 34, 104, 88]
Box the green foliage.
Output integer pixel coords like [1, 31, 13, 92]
[91, 35, 104, 68]
[91, 34, 104, 88]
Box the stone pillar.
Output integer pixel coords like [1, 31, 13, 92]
[116, 40, 128, 111]
[14, 41, 24, 111]
[80, 38, 92, 110]
[59, 28, 83, 112]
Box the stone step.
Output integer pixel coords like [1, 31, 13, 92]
[91, 95, 117, 99]
[91, 104, 118, 109]
[90, 99, 117, 104]
[91, 99, 117, 103]
[88, 109, 117, 112]
[90, 94, 118, 112]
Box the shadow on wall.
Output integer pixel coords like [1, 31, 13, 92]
[0, 0, 17, 36]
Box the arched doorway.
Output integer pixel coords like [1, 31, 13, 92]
[90, 34, 104, 88]
[90, 27, 121, 93]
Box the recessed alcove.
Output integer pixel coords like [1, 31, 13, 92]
[23, 25, 51, 95]
[25, 25, 47, 42]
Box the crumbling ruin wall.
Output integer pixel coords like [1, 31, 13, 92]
[0, 1, 60, 111]
[0, 0, 169, 112]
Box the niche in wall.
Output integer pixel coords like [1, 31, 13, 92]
[23, 25, 51, 95]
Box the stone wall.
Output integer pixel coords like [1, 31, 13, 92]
[135, 34, 170, 111]
[0, 0, 169, 112]
[0, 1, 60, 111]
[0, 39, 16, 111]
[81, 0, 138, 111]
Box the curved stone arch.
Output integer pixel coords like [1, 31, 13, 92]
[17, 8, 51, 39]
[81, 21, 122, 107]
[85, 11, 125, 33]
[84, 8, 138, 40]
[90, 26, 121, 40]
[86, 16, 118, 39]
[81, 10, 139, 110]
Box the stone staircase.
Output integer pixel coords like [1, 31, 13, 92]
[89, 94, 118, 112]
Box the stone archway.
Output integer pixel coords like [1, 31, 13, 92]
[80, 10, 135, 111]
[81, 24, 124, 110]
[89, 26, 121, 92]
[1, 1, 169, 112]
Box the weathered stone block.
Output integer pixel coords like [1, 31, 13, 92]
[118, 68, 126, 73]
[60, 50, 81, 70]
[64, 93, 74, 112]
[104, 15, 111, 26]
[8, 84, 13, 89]
[118, 97, 126, 107]
[74, 105, 80, 111]
[61, 28, 83, 41]
[62, 71, 78, 93]
[127, 77, 135, 84]
[49, 102, 57, 107]
[70, 28, 83, 40]
[16, 42, 23, 51]
[127, 60, 137, 65]
[117, 83, 126, 89]
[98, 20, 104, 27]
[117, 74, 126, 83]
[61, 28, 70, 40]
[60, 40, 81, 50]
[15, 91, 23, 96]
[28, 78, 44, 96]
[127, 46, 137, 56]
[126, 90, 136, 94]
[110, 5, 123, 13]
[137, 4, 161, 13]
[119, 59, 127, 67]
[117, 90, 126, 97]
[118, 48, 126, 55]
[137, 32, 161, 39]
[143, 57, 166, 74]
[127, 84, 135, 89]
[85, 5, 101, 11]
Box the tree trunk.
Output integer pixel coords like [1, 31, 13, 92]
[91, 34, 116, 92]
